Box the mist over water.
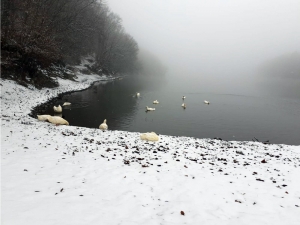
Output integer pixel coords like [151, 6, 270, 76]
[107, 0, 300, 98]
[34, 1, 300, 145]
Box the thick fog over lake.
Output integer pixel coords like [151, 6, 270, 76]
[107, 0, 300, 98]
[35, 0, 300, 145]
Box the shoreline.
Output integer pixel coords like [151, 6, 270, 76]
[1, 74, 300, 224]
[28, 76, 122, 119]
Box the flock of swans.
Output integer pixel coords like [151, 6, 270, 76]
[37, 102, 108, 130]
[137, 93, 210, 112]
[37, 92, 210, 134]
[37, 102, 71, 126]
[135, 93, 210, 141]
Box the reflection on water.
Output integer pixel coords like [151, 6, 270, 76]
[38, 76, 300, 145]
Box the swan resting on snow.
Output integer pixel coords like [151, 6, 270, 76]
[53, 105, 62, 113]
[37, 115, 51, 121]
[182, 103, 186, 109]
[146, 106, 155, 111]
[99, 119, 108, 130]
[47, 116, 69, 125]
[140, 132, 159, 142]
[153, 100, 159, 104]
[37, 115, 68, 125]
[63, 102, 71, 106]
[204, 100, 210, 104]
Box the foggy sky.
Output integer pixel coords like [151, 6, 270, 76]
[107, 0, 300, 90]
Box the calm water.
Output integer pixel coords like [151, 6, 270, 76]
[37, 76, 300, 145]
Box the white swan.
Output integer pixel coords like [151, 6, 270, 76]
[182, 103, 186, 109]
[140, 132, 159, 142]
[53, 105, 62, 113]
[153, 100, 159, 104]
[204, 100, 210, 104]
[37, 115, 51, 121]
[136, 92, 140, 97]
[146, 106, 155, 111]
[99, 119, 108, 130]
[47, 116, 69, 125]
[182, 96, 186, 100]
[63, 102, 71, 106]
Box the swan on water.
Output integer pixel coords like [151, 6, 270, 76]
[204, 100, 210, 104]
[136, 92, 140, 97]
[182, 96, 186, 100]
[182, 103, 186, 109]
[63, 102, 71, 106]
[47, 116, 69, 125]
[53, 105, 62, 113]
[146, 106, 155, 111]
[140, 132, 159, 142]
[99, 119, 108, 130]
[153, 100, 159, 104]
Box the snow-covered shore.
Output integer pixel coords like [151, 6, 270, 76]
[1, 74, 300, 225]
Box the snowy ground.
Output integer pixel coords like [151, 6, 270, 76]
[1, 74, 300, 225]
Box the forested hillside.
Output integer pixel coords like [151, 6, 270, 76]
[1, 0, 139, 87]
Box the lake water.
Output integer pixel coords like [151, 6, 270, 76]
[36, 76, 300, 145]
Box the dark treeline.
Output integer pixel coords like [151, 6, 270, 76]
[1, 0, 140, 87]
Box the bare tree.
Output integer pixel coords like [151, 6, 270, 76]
[1, 0, 140, 86]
